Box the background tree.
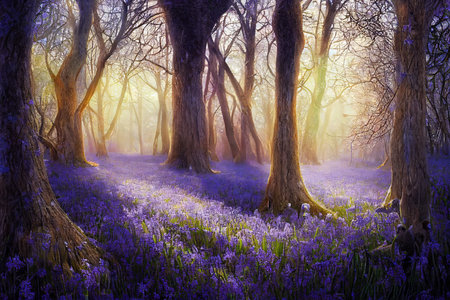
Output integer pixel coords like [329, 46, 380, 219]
[94, 49, 143, 157]
[51, 0, 95, 166]
[343, 0, 396, 168]
[301, 0, 349, 165]
[425, 7, 449, 155]
[208, 28, 241, 160]
[159, 0, 232, 172]
[48, 0, 152, 166]
[208, 0, 272, 164]
[139, 36, 172, 156]
[0, 0, 99, 270]
[261, 0, 331, 216]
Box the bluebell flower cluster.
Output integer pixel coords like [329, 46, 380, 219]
[0, 154, 448, 298]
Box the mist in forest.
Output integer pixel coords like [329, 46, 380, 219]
[31, 0, 439, 166]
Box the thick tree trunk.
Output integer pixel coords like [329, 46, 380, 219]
[53, 0, 95, 166]
[261, 0, 332, 216]
[301, 1, 339, 165]
[0, 0, 99, 271]
[389, 0, 436, 228]
[160, 0, 232, 172]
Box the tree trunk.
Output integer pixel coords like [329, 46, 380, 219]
[261, 0, 332, 217]
[208, 41, 240, 160]
[239, 31, 256, 163]
[205, 49, 219, 161]
[0, 0, 99, 271]
[53, 0, 95, 166]
[389, 0, 437, 228]
[301, 1, 339, 165]
[155, 73, 170, 154]
[129, 90, 134, 152]
[96, 79, 108, 157]
[153, 107, 162, 155]
[318, 104, 333, 161]
[137, 94, 144, 155]
[160, 0, 232, 173]
[103, 73, 129, 145]
[208, 33, 263, 164]
[207, 94, 219, 161]
[231, 2, 264, 164]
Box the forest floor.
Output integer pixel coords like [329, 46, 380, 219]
[10, 154, 448, 298]
[53, 153, 393, 214]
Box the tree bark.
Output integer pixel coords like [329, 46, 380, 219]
[160, 0, 232, 172]
[389, 0, 438, 228]
[261, 0, 332, 216]
[301, 0, 340, 165]
[53, 0, 95, 166]
[0, 0, 99, 271]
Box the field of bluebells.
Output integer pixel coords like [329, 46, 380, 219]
[1, 154, 449, 299]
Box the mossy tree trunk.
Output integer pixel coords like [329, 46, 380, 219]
[159, 0, 232, 172]
[261, 0, 332, 216]
[0, 0, 99, 271]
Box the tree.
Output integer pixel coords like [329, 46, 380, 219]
[260, 0, 331, 216]
[204, 56, 220, 161]
[208, 0, 270, 164]
[389, 0, 442, 228]
[0, 0, 99, 271]
[95, 50, 143, 157]
[208, 31, 240, 160]
[141, 70, 171, 156]
[228, 0, 266, 163]
[301, 0, 348, 165]
[159, 0, 232, 172]
[425, 7, 449, 155]
[51, 0, 95, 166]
[48, 0, 152, 166]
